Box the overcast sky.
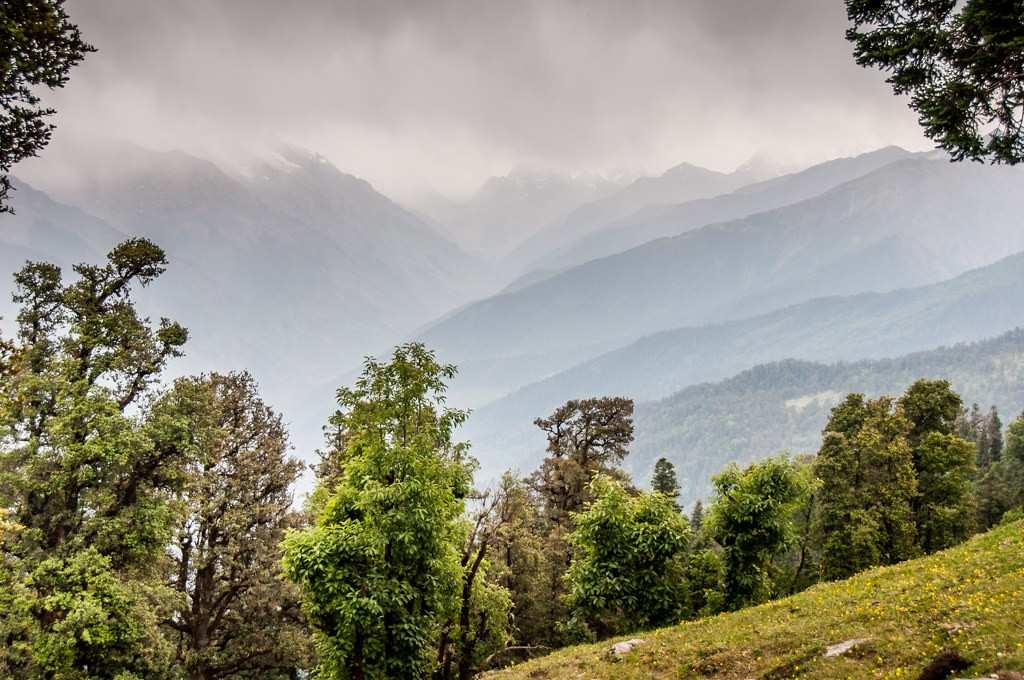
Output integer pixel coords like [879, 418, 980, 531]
[39, 0, 931, 201]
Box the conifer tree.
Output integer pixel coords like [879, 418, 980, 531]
[899, 380, 976, 551]
[982, 406, 1004, 470]
[846, 0, 1024, 164]
[690, 499, 705, 535]
[530, 397, 634, 527]
[1, 0, 94, 212]
[651, 457, 681, 508]
[977, 412, 1024, 527]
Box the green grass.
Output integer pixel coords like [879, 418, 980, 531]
[486, 520, 1024, 679]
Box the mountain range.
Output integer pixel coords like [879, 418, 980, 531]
[2, 141, 489, 463]
[462, 251, 1024, 487]
[526, 145, 914, 275]
[415, 169, 624, 259]
[8, 139, 1024, 501]
[503, 157, 778, 271]
[631, 328, 1024, 505]
[422, 154, 1024, 408]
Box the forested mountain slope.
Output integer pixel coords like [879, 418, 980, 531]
[423, 155, 1024, 407]
[461, 250, 1024, 465]
[631, 329, 1024, 504]
[466, 329, 1024, 503]
[486, 519, 1024, 680]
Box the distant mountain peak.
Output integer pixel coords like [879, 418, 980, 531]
[731, 150, 803, 183]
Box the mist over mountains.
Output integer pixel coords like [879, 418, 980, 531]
[5, 139, 1024, 496]
[420, 153, 1024, 408]
[462, 251, 1024, 486]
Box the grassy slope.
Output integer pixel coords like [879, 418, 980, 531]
[486, 521, 1024, 679]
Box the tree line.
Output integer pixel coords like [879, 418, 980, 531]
[3, 242, 1023, 679]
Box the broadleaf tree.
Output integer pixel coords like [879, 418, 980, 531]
[282, 344, 472, 680]
[563, 476, 690, 639]
[158, 372, 311, 680]
[707, 456, 809, 610]
[0, 239, 189, 678]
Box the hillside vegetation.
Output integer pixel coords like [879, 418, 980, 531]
[630, 329, 1024, 503]
[486, 519, 1024, 680]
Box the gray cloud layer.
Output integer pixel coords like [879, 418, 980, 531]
[38, 0, 930, 199]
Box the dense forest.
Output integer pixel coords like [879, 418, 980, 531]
[1, 242, 1022, 678]
[3, 0, 1024, 679]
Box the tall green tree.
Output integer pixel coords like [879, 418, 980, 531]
[815, 394, 918, 581]
[0, 240, 189, 678]
[563, 477, 690, 639]
[772, 455, 821, 597]
[158, 373, 311, 680]
[1, 0, 94, 212]
[914, 432, 977, 552]
[689, 499, 704, 534]
[487, 474, 557, 653]
[899, 380, 976, 552]
[282, 344, 472, 680]
[707, 456, 809, 610]
[650, 457, 681, 508]
[846, 0, 1024, 164]
[985, 406, 1004, 467]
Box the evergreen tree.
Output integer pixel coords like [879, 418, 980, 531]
[158, 372, 311, 679]
[282, 344, 472, 680]
[772, 455, 821, 597]
[563, 477, 690, 639]
[914, 432, 976, 552]
[0, 240, 190, 677]
[982, 406, 1004, 470]
[487, 475, 556, 651]
[815, 394, 918, 581]
[651, 457, 681, 508]
[530, 397, 634, 527]
[898, 379, 961, 443]
[690, 499, 705, 535]
[522, 397, 635, 646]
[977, 412, 1024, 527]
[1, 0, 94, 212]
[846, 0, 1024, 163]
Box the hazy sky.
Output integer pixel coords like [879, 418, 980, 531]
[41, 0, 931, 201]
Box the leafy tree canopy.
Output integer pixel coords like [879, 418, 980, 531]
[708, 456, 810, 610]
[283, 344, 472, 680]
[564, 476, 690, 639]
[158, 372, 311, 680]
[0, 239, 189, 678]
